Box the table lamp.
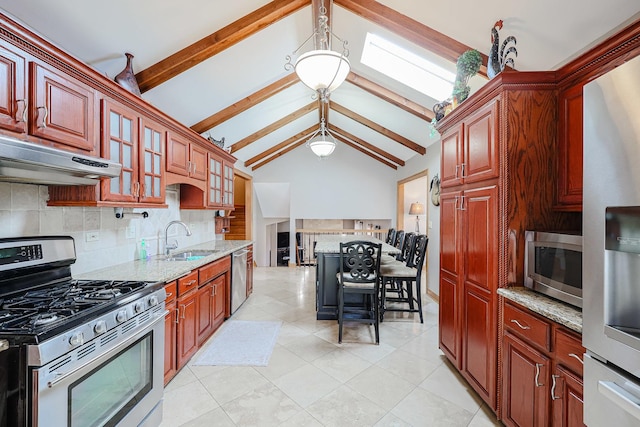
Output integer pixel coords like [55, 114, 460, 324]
[409, 202, 425, 233]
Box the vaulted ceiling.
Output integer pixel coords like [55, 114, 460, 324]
[1, 0, 639, 172]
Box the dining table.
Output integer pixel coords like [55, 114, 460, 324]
[314, 234, 400, 320]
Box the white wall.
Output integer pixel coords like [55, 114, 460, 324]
[253, 143, 397, 220]
[0, 183, 218, 275]
[398, 143, 441, 297]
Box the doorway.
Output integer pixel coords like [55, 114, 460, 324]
[228, 170, 252, 240]
[397, 170, 429, 235]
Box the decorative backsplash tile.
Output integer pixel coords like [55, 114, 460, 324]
[0, 182, 218, 275]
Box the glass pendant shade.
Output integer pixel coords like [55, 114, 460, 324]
[295, 50, 350, 92]
[308, 134, 336, 158]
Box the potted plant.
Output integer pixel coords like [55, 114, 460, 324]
[452, 49, 482, 104]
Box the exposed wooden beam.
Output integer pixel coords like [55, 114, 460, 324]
[346, 72, 434, 121]
[191, 73, 299, 133]
[135, 0, 309, 92]
[244, 125, 316, 166]
[331, 102, 426, 155]
[230, 101, 316, 154]
[252, 139, 308, 170]
[333, 133, 398, 169]
[336, 0, 488, 78]
[331, 125, 404, 166]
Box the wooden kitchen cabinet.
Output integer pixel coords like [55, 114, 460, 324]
[100, 99, 138, 203]
[0, 40, 26, 133]
[138, 116, 166, 204]
[501, 298, 585, 427]
[164, 280, 177, 385]
[502, 332, 550, 427]
[207, 154, 235, 209]
[556, 84, 584, 211]
[196, 274, 226, 345]
[440, 99, 499, 188]
[166, 132, 207, 181]
[437, 72, 579, 413]
[29, 61, 97, 153]
[176, 271, 199, 370]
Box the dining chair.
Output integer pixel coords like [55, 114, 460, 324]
[337, 240, 382, 344]
[381, 230, 405, 265]
[379, 234, 429, 323]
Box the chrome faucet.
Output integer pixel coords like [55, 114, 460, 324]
[164, 220, 193, 255]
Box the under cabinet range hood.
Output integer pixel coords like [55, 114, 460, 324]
[0, 135, 122, 185]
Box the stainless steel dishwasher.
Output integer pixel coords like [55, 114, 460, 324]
[231, 248, 249, 314]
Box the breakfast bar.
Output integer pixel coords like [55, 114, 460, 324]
[314, 235, 400, 320]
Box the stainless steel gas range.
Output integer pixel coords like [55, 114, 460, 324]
[0, 236, 166, 427]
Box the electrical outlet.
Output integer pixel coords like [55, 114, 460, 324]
[85, 231, 99, 242]
[126, 226, 136, 239]
[428, 221, 433, 229]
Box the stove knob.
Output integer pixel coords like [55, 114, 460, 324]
[134, 302, 145, 313]
[116, 310, 127, 323]
[148, 295, 159, 306]
[94, 320, 107, 335]
[69, 332, 84, 347]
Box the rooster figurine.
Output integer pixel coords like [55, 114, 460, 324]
[487, 20, 517, 79]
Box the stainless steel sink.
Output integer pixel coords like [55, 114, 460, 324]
[162, 249, 219, 261]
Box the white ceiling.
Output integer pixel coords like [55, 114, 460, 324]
[1, 0, 639, 170]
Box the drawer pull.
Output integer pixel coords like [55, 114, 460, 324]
[535, 363, 544, 387]
[568, 353, 584, 365]
[165, 292, 173, 298]
[184, 280, 196, 287]
[511, 319, 531, 330]
[551, 374, 561, 400]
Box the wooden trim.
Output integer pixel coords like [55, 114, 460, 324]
[230, 102, 316, 154]
[331, 102, 426, 154]
[244, 125, 316, 166]
[191, 73, 299, 133]
[556, 17, 640, 89]
[331, 125, 404, 166]
[335, 0, 489, 77]
[135, 0, 308, 92]
[346, 72, 434, 120]
[398, 169, 429, 185]
[427, 288, 439, 303]
[332, 133, 398, 169]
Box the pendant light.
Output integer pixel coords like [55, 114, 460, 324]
[285, 0, 350, 101]
[307, 106, 336, 158]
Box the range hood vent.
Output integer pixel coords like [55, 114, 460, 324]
[0, 135, 122, 185]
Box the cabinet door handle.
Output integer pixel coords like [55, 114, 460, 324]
[211, 287, 216, 297]
[180, 304, 186, 319]
[459, 195, 467, 211]
[36, 105, 48, 129]
[175, 307, 180, 324]
[460, 163, 466, 178]
[551, 374, 561, 400]
[535, 363, 544, 387]
[455, 164, 460, 179]
[16, 99, 27, 123]
[510, 319, 531, 330]
[192, 162, 197, 175]
[568, 353, 584, 365]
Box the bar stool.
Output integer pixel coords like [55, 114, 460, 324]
[381, 230, 405, 265]
[379, 234, 429, 323]
[337, 240, 382, 344]
[385, 228, 396, 245]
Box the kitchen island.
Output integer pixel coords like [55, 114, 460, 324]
[314, 235, 399, 320]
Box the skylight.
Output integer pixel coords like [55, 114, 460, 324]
[361, 32, 455, 101]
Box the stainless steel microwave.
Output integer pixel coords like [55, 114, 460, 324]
[524, 230, 583, 308]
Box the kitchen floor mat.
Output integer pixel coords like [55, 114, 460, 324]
[192, 320, 281, 366]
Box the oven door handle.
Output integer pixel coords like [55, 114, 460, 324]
[46, 312, 165, 389]
[598, 380, 640, 421]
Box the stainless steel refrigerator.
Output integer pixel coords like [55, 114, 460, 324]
[583, 53, 640, 425]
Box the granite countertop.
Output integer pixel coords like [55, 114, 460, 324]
[77, 240, 252, 283]
[497, 287, 582, 333]
[314, 235, 399, 254]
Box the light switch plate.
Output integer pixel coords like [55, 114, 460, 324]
[126, 226, 136, 239]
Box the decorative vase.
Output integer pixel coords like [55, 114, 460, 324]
[114, 53, 141, 96]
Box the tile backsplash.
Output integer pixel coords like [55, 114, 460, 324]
[0, 182, 218, 275]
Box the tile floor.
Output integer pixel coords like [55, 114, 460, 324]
[160, 267, 503, 427]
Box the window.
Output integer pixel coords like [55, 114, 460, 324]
[361, 32, 455, 101]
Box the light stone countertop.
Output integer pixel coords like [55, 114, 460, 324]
[314, 235, 400, 254]
[497, 287, 582, 333]
[77, 240, 252, 283]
